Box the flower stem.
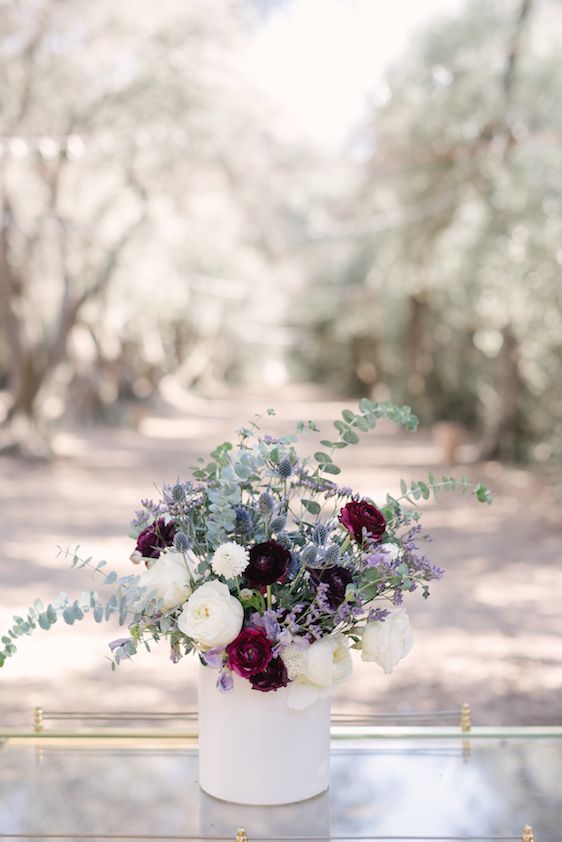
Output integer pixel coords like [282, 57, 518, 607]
[266, 585, 272, 611]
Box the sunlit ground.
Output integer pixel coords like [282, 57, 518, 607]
[1, 390, 560, 726]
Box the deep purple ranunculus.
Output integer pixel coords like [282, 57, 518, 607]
[135, 518, 176, 559]
[245, 540, 291, 588]
[339, 500, 386, 543]
[310, 565, 353, 609]
[250, 656, 289, 692]
[226, 628, 273, 678]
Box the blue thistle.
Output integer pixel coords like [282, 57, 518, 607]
[277, 457, 292, 478]
[270, 514, 287, 533]
[173, 531, 190, 553]
[301, 544, 317, 565]
[276, 532, 292, 549]
[258, 492, 274, 516]
[171, 482, 186, 503]
[324, 543, 340, 564]
[313, 524, 328, 545]
[235, 506, 254, 533]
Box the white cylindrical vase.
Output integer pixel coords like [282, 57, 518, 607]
[198, 664, 331, 805]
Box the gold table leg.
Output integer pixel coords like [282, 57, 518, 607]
[33, 706, 43, 734]
[522, 825, 535, 842]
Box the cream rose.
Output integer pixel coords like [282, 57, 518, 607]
[139, 551, 192, 611]
[286, 635, 352, 710]
[177, 580, 243, 649]
[361, 606, 413, 673]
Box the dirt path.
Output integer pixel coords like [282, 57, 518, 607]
[1, 392, 560, 726]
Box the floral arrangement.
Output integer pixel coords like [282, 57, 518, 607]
[0, 400, 491, 709]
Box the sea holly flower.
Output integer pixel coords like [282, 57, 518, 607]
[339, 500, 386, 543]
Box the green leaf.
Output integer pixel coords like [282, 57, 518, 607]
[400, 479, 408, 496]
[314, 451, 332, 464]
[46, 605, 57, 624]
[301, 499, 321, 515]
[342, 409, 355, 423]
[474, 483, 493, 504]
[354, 416, 370, 432]
[342, 428, 360, 445]
[104, 571, 118, 585]
[418, 481, 430, 500]
[63, 607, 76, 625]
[322, 463, 341, 475]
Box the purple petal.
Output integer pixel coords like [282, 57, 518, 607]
[217, 668, 234, 693]
[202, 647, 225, 668]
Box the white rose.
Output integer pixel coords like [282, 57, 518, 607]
[361, 606, 413, 674]
[139, 551, 192, 611]
[286, 635, 352, 710]
[177, 580, 243, 649]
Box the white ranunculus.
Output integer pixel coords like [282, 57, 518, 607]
[210, 542, 249, 579]
[139, 551, 192, 611]
[304, 635, 353, 688]
[286, 635, 353, 710]
[177, 580, 243, 649]
[361, 606, 413, 674]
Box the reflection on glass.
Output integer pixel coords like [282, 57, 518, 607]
[0, 738, 560, 838]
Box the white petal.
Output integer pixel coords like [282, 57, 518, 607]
[286, 677, 322, 710]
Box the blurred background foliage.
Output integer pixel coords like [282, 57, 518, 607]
[0, 0, 560, 473]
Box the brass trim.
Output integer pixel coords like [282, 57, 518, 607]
[33, 707, 43, 734]
[522, 825, 535, 842]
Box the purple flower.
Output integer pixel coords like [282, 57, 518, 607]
[310, 565, 353, 609]
[250, 609, 281, 642]
[202, 646, 226, 668]
[250, 656, 289, 692]
[135, 517, 176, 560]
[217, 667, 234, 692]
[245, 541, 291, 588]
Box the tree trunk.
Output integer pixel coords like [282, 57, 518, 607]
[478, 327, 523, 461]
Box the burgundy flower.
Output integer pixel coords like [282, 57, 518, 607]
[226, 628, 273, 678]
[135, 518, 176, 559]
[310, 565, 353, 609]
[250, 656, 289, 692]
[245, 541, 290, 588]
[339, 500, 386, 543]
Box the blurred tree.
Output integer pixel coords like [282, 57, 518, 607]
[298, 0, 562, 465]
[0, 0, 308, 454]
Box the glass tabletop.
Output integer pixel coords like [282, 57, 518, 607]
[0, 730, 560, 841]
